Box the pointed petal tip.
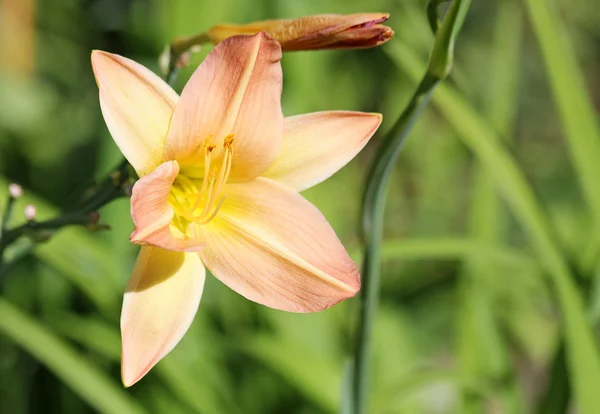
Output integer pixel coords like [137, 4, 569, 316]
[90, 50, 107, 76]
[129, 229, 144, 244]
[121, 357, 147, 388]
[366, 112, 383, 126]
[120, 324, 154, 388]
[90, 49, 116, 70]
[359, 112, 383, 138]
[121, 339, 158, 388]
[263, 111, 383, 190]
[120, 249, 205, 387]
[284, 270, 360, 314]
[235, 30, 283, 59]
[252, 30, 276, 42]
[309, 269, 360, 313]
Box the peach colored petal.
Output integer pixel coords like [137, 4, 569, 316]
[163, 33, 283, 182]
[262, 111, 382, 191]
[130, 161, 178, 242]
[130, 161, 204, 252]
[121, 247, 205, 387]
[198, 177, 360, 312]
[91, 51, 178, 177]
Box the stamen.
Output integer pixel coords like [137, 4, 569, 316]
[223, 134, 235, 148]
[209, 146, 232, 205]
[196, 137, 215, 200]
[194, 177, 215, 219]
[170, 133, 235, 229]
[195, 195, 227, 225]
[192, 135, 234, 221]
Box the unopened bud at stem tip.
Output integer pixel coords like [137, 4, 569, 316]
[24, 204, 36, 221]
[8, 184, 23, 199]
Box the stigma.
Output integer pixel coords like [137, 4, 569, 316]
[169, 134, 234, 230]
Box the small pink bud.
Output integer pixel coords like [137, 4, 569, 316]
[8, 183, 23, 199]
[24, 204, 36, 221]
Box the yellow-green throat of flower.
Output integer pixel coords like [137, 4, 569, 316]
[169, 134, 234, 232]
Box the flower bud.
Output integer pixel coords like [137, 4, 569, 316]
[24, 204, 36, 221]
[8, 183, 23, 199]
[206, 13, 394, 51]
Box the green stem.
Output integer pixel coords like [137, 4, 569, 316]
[426, 0, 451, 34]
[352, 76, 438, 414]
[163, 32, 211, 83]
[0, 159, 131, 278]
[349, 1, 471, 413]
[0, 196, 16, 242]
[0, 194, 17, 269]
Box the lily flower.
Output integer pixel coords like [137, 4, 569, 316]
[92, 33, 382, 387]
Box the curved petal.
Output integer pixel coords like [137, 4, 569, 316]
[130, 161, 204, 252]
[121, 247, 205, 387]
[198, 178, 359, 312]
[130, 161, 178, 242]
[91, 51, 178, 177]
[262, 111, 382, 191]
[163, 33, 284, 182]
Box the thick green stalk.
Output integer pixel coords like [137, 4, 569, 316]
[353, 76, 437, 414]
[349, 1, 471, 413]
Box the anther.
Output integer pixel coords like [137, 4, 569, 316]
[223, 134, 235, 148]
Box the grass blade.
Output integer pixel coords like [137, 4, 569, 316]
[0, 299, 144, 414]
[458, 1, 525, 412]
[523, 0, 600, 271]
[386, 40, 600, 414]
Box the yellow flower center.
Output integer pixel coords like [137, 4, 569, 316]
[168, 134, 234, 234]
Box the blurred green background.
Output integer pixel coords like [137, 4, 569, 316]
[1, 0, 600, 412]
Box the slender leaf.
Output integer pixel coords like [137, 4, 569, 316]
[458, 1, 525, 412]
[243, 334, 340, 413]
[0, 299, 145, 414]
[375, 237, 538, 272]
[47, 312, 236, 414]
[523, 0, 600, 272]
[386, 40, 600, 414]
